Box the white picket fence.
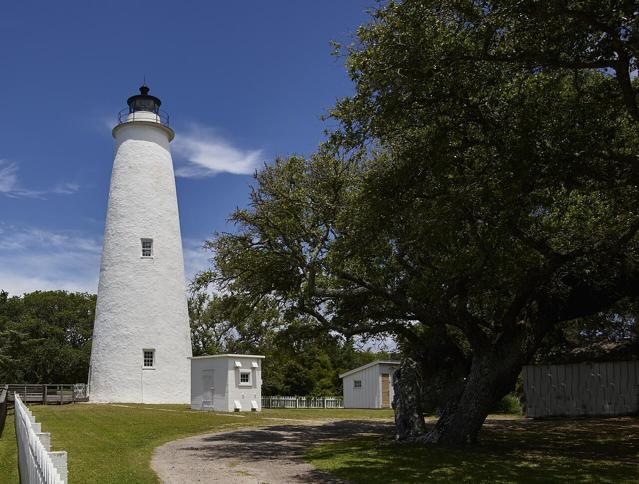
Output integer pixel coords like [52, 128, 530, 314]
[261, 396, 343, 409]
[14, 394, 68, 484]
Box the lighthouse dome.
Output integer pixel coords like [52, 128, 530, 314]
[127, 85, 162, 114]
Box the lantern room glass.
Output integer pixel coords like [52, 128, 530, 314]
[127, 85, 162, 114]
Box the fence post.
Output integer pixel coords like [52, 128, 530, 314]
[37, 432, 51, 450]
[49, 452, 68, 483]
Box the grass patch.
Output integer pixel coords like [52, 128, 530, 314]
[0, 404, 392, 483]
[0, 411, 19, 483]
[305, 417, 639, 483]
[259, 407, 394, 420]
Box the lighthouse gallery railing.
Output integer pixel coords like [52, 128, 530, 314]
[117, 108, 170, 126]
[14, 393, 68, 484]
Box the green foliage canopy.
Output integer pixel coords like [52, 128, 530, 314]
[206, 1, 639, 443]
[0, 290, 95, 383]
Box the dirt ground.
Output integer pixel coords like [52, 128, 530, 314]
[151, 419, 393, 483]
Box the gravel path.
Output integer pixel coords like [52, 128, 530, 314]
[151, 419, 393, 483]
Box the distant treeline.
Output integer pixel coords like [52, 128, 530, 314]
[0, 290, 394, 395]
[0, 290, 95, 384]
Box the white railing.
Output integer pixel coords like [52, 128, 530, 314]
[261, 396, 344, 409]
[14, 394, 68, 484]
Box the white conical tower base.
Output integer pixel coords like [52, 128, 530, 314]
[89, 115, 191, 403]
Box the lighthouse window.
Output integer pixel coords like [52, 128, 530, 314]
[143, 349, 155, 368]
[141, 238, 153, 257]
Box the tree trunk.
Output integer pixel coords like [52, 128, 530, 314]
[419, 348, 526, 444]
[392, 359, 427, 440]
[392, 320, 545, 445]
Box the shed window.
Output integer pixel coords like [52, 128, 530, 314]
[239, 370, 251, 385]
[354, 380, 362, 388]
[143, 349, 155, 368]
[141, 238, 153, 257]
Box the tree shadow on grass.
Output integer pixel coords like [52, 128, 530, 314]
[173, 417, 638, 483]
[177, 420, 393, 482]
[305, 417, 639, 483]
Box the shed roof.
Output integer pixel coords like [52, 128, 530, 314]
[189, 354, 265, 360]
[339, 360, 401, 379]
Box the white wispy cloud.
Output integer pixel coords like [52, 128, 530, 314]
[0, 159, 80, 198]
[52, 182, 81, 195]
[0, 225, 102, 295]
[0, 160, 42, 198]
[182, 238, 214, 283]
[0, 161, 18, 192]
[0, 225, 213, 296]
[172, 123, 263, 177]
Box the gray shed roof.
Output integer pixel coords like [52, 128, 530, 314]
[339, 360, 401, 379]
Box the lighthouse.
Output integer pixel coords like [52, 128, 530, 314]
[89, 85, 192, 403]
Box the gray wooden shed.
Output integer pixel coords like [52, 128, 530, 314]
[522, 360, 639, 418]
[339, 360, 400, 408]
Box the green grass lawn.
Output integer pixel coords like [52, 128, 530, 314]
[3, 404, 636, 483]
[305, 416, 639, 483]
[0, 404, 393, 483]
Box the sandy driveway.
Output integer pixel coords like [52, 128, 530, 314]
[151, 419, 393, 483]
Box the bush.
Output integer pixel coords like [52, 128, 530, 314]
[491, 393, 522, 415]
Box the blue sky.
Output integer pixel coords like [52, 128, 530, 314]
[0, 1, 374, 295]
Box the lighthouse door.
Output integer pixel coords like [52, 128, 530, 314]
[202, 370, 214, 410]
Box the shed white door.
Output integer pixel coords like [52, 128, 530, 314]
[202, 369, 214, 409]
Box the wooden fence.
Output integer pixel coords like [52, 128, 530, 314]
[261, 396, 343, 409]
[523, 360, 639, 418]
[0, 384, 8, 437]
[14, 393, 68, 483]
[3, 384, 88, 405]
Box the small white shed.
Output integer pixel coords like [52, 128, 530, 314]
[190, 354, 264, 412]
[339, 360, 400, 409]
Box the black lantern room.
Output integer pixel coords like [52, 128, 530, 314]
[127, 85, 162, 114]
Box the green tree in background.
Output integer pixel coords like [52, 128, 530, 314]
[0, 290, 95, 383]
[534, 301, 638, 364]
[187, 289, 394, 395]
[204, 1, 639, 444]
[0, 287, 386, 395]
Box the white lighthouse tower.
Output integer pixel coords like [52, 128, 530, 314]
[89, 85, 192, 403]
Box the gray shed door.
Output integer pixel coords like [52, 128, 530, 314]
[202, 369, 214, 408]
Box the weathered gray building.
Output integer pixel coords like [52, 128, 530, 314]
[340, 360, 400, 409]
[523, 360, 639, 418]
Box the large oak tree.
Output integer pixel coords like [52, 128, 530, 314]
[206, 1, 639, 444]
